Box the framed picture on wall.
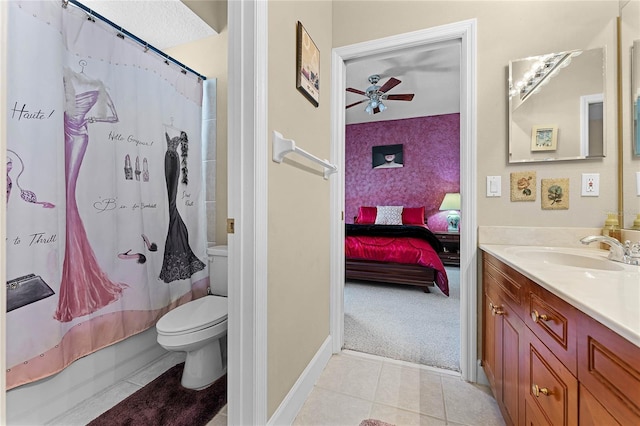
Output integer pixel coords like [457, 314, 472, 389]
[372, 144, 404, 168]
[531, 125, 558, 151]
[296, 21, 320, 107]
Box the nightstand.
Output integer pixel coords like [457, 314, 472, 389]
[434, 231, 460, 266]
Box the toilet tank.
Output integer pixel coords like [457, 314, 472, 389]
[207, 245, 228, 296]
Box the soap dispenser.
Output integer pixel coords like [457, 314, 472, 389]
[633, 214, 640, 231]
[601, 213, 621, 249]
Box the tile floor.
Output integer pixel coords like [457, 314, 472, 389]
[293, 351, 505, 426]
[48, 350, 503, 426]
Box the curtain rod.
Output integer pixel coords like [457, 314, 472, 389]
[63, 0, 207, 81]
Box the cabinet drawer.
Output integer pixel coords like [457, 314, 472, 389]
[578, 314, 640, 424]
[437, 233, 459, 243]
[483, 253, 526, 319]
[525, 286, 577, 375]
[525, 328, 578, 426]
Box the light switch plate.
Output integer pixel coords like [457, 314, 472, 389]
[581, 173, 599, 196]
[486, 176, 501, 197]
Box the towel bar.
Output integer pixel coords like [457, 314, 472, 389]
[272, 131, 337, 179]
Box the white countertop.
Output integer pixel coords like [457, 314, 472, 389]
[480, 244, 640, 347]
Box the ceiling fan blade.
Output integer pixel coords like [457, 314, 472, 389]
[346, 99, 368, 109]
[386, 94, 415, 101]
[378, 77, 401, 93]
[346, 87, 366, 95]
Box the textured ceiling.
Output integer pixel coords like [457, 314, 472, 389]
[80, 0, 217, 50]
[345, 40, 461, 125]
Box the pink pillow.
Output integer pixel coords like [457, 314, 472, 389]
[356, 206, 377, 224]
[402, 207, 425, 225]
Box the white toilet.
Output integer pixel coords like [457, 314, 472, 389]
[156, 245, 228, 390]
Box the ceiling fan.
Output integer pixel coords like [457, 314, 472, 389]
[346, 74, 415, 114]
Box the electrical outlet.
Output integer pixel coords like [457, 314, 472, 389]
[581, 173, 599, 196]
[486, 176, 501, 197]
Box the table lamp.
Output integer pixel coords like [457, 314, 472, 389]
[439, 193, 461, 232]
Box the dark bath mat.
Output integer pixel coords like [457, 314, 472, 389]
[88, 362, 226, 426]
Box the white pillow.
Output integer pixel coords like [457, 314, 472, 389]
[375, 206, 403, 225]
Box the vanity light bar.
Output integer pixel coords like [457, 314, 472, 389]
[519, 52, 573, 101]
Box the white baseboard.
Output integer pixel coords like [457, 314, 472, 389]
[267, 336, 333, 426]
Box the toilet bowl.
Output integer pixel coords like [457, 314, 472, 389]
[156, 245, 228, 390]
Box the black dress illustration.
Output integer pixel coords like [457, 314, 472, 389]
[159, 131, 206, 283]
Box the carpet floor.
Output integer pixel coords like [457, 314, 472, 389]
[88, 363, 226, 426]
[344, 266, 460, 371]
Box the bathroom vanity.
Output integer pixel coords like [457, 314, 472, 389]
[480, 245, 639, 426]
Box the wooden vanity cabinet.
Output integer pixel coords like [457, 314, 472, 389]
[481, 252, 640, 426]
[577, 313, 640, 424]
[483, 254, 527, 426]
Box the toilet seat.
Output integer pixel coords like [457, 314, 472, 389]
[157, 296, 227, 336]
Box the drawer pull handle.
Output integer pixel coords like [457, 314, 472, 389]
[532, 384, 551, 397]
[531, 310, 549, 323]
[489, 302, 505, 316]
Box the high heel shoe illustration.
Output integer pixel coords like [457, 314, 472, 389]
[141, 234, 157, 252]
[142, 158, 149, 182]
[124, 154, 133, 180]
[7, 157, 12, 203]
[135, 156, 141, 181]
[118, 249, 146, 264]
[7, 149, 55, 208]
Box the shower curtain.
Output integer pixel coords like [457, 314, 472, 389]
[5, 0, 209, 389]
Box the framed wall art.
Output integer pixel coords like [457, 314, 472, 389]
[296, 21, 320, 107]
[510, 171, 536, 202]
[541, 178, 569, 210]
[531, 125, 558, 151]
[372, 144, 404, 169]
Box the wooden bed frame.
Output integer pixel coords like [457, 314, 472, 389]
[345, 259, 436, 292]
[345, 214, 437, 292]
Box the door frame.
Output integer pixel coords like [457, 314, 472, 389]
[227, 1, 268, 424]
[329, 19, 479, 382]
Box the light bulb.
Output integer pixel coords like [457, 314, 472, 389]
[365, 103, 373, 115]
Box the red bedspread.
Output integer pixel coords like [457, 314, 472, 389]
[345, 233, 449, 296]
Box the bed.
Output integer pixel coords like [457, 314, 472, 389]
[345, 206, 449, 296]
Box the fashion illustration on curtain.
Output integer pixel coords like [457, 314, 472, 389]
[159, 130, 206, 283]
[54, 66, 127, 322]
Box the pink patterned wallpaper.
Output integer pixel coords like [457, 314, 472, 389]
[345, 114, 460, 232]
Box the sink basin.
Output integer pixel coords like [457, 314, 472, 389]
[505, 247, 626, 271]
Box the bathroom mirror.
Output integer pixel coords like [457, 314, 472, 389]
[508, 47, 606, 163]
[633, 40, 640, 156]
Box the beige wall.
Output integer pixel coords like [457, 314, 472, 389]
[333, 1, 620, 228]
[267, 1, 333, 417]
[165, 21, 228, 245]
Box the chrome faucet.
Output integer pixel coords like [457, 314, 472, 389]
[580, 235, 640, 265]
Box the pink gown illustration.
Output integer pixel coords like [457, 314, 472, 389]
[158, 131, 205, 283]
[54, 67, 127, 322]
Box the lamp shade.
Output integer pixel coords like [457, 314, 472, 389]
[439, 193, 461, 211]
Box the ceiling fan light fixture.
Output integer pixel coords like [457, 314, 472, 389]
[346, 73, 414, 115]
[365, 103, 374, 115]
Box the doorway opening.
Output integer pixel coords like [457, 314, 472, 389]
[330, 19, 479, 382]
